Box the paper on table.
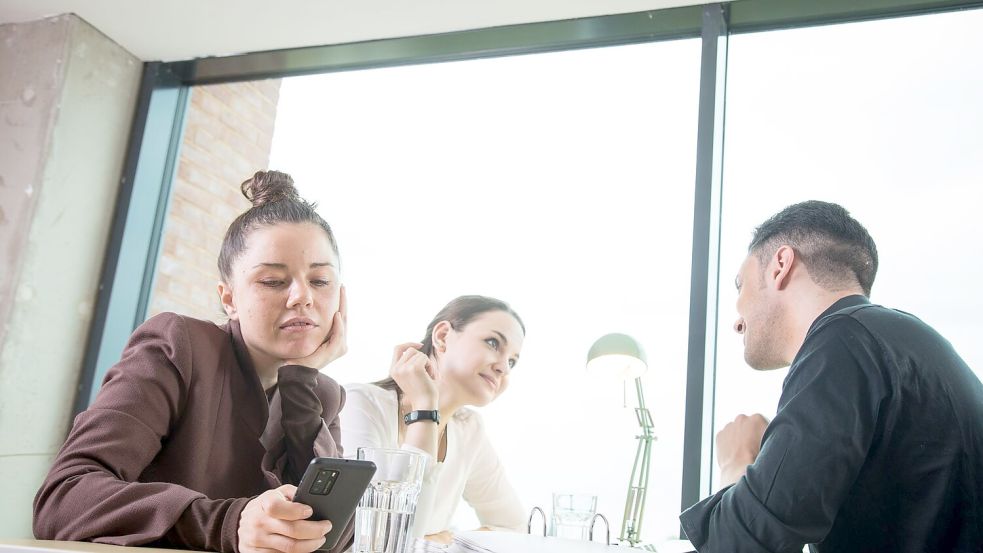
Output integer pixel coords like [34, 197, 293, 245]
[449, 531, 640, 553]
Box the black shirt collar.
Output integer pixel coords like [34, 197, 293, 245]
[807, 294, 870, 334]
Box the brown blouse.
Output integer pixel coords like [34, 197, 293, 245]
[33, 312, 353, 552]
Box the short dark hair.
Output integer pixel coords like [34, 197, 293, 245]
[218, 170, 339, 283]
[749, 200, 878, 296]
[375, 295, 525, 395]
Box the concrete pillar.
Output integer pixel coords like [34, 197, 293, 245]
[0, 14, 141, 538]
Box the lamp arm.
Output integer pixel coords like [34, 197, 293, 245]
[618, 377, 656, 546]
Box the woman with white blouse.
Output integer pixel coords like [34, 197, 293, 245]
[340, 296, 526, 541]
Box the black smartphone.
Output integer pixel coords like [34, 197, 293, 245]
[293, 457, 377, 551]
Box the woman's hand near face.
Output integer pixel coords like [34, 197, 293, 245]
[390, 341, 423, 369]
[282, 285, 348, 370]
[238, 485, 332, 553]
[390, 343, 438, 410]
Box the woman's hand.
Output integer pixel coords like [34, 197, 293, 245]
[390, 343, 438, 410]
[238, 485, 333, 553]
[424, 530, 454, 544]
[282, 285, 348, 370]
[390, 342, 423, 368]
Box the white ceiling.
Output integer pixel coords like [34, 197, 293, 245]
[0, 0, 709, 62]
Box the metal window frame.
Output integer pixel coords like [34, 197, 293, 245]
[682, 2, 728, 517]
[77, 0, 983, 536]
[74, 63, 190, 413]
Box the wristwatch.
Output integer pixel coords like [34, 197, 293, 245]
[403, 409, 440, 425]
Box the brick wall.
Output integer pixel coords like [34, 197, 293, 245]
[148, 79, 281, 323]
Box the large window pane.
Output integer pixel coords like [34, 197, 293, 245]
[270, 40, 700, 543]
[713, 8, 983, 489]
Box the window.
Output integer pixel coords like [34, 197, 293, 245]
[713, 8, 983, 489]
[270, 39, 701, 542]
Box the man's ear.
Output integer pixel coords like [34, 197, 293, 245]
[771, 245, 796, 291]
[431, 321, 453, 354]
[218, 281, 238, 320]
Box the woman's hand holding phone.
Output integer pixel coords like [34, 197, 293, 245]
[238, 484, 333, 553]
[390, 342, 438, 410]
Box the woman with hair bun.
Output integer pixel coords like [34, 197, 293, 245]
[341, 295, 527, 541]
[35, 171, 350, 553]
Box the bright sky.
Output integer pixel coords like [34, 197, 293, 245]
[268, 6, 983, 545]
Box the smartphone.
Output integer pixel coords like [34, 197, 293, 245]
[293, 457, 377, 551]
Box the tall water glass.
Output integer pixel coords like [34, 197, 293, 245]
[551, 492, 598, 541]
[353, 448, 427, 553]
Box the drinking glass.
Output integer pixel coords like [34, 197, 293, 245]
[550, 492, 598, 541]
[352, 448, 427, 553]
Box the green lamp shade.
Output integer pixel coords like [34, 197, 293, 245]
[586, 333, 647, 380]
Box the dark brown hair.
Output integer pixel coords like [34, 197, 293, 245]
[218, 170, 339, 283]
[375, 295, 526, 395]
[749, 200, 878, 296]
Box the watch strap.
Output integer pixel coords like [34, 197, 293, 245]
[403, 409, 440, 425]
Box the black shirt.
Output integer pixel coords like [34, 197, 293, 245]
[680, 295, 983, 553]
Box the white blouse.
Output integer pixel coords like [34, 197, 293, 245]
[340, 382, 526, 536]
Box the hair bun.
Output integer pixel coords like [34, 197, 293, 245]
[241, 170, 300, 207]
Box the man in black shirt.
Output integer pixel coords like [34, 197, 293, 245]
[680, 201, 983, 552]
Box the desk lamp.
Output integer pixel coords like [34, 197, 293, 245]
[586, 333, 653, 547]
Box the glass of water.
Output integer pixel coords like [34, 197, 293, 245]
[551, 492, 598, 541]
[353, 448, 427, 553]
